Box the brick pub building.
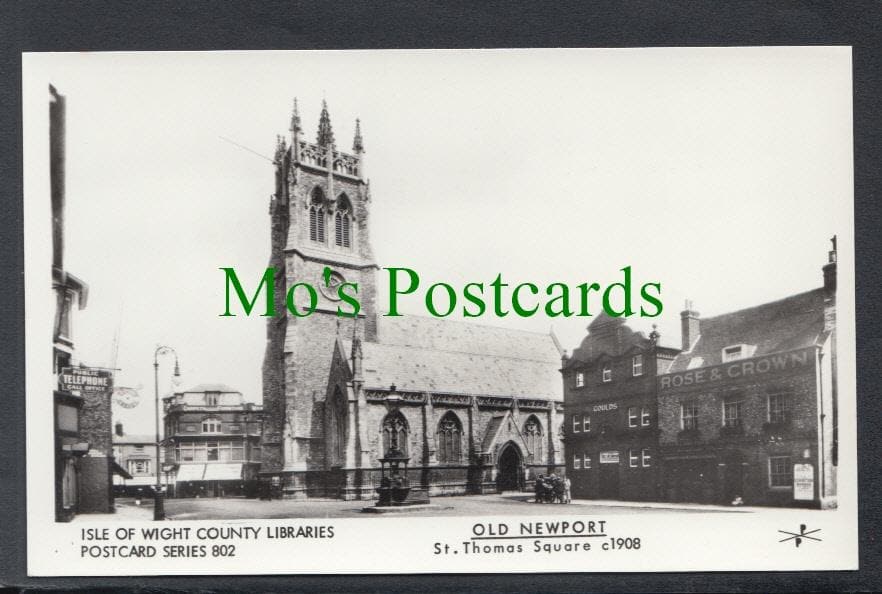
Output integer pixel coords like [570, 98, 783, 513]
[561, 315, 679, 501]
[657, 243, 838, 508]
[563, 242, 838, 508]
[259, 101, 563, 499]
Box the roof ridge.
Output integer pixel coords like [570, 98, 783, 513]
[362, 339, 560, 364]
[381, 312, 554, 339]
[698, 288, 824, 322]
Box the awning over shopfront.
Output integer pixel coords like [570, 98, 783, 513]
[114, 475, 164, 486]
[202, 463, 243, 481]
[112, 461, 133, 480]
[175, 464, 206, 482]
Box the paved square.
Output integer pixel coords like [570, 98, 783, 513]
[152, 494, 742, 521]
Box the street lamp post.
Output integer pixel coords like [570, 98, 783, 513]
[153, 345, 180, 521]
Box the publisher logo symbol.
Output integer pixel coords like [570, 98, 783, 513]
[778, 524, 821, 547]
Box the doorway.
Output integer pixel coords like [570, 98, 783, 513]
[721, 453, 746, 505]
[496, 443, 523, 492]
[598, 461, 620, 499]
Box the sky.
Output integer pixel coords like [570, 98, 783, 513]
[23, 48, 853, 434]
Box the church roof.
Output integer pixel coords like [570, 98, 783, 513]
[667, 288, 829, 373]
[378, 315, 562, 363]
[344, 315, 563, 400]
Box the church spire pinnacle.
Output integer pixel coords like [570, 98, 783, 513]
[290, 98, 301, 133]
[352, 118, 364, 153]
[316, 99, 335, 146]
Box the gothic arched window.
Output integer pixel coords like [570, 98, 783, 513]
[334, 194, 352, 248]
[436, 411, 463, 464]
[381, 411, 408, 457]
[523, 415, 543, 462]
[309, 187, 325, 243]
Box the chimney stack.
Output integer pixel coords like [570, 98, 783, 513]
[823, 235, 837, 294]
[823, 236, 837, 332]
[114, 422, 124, 437]
[680, 300, 700, 352]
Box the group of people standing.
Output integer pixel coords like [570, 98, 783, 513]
[534, 474, 571, 504]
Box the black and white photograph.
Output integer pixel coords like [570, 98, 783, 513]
[22, 48, 857, 575]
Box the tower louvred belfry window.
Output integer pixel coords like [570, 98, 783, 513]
[309, 187, 325, 243]
[335, 194, 352, 248]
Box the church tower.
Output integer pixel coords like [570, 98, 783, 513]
[261, 99, 378, 497]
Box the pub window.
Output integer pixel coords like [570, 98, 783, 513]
[334, 194, 352, 248]
[207, 441, 219, 461]
[573, 453, 581, 470]
[601, 364, 612, 383]
[769, 456, 793, 487]
[202, 417, 222, 433]
[572, 415, 581, 433]
[681, 402, 699, 430]
[437, 412, 463, 464]
[641, 448, 651, 467]
[641, 407, 651, 427]
[767, 391, 789, 424]
[722, 344, 755, 362]
[582, 415, 590, 432]
[627, 406, 638, 428]
[575, 372, 585, 388]
[583, 454, 592, 469]
[523, 416, 544, 461]
[382, 411, 409, 457]
[722, 397, 743, 428]
[722, 345, 743, 362]
[632, 354, 643, 376]
[205, 392, 219, 406]
[628, 449, 639, 468]
[309, 187, 326, 243]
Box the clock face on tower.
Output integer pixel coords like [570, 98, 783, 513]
[320, 268, 346, 301]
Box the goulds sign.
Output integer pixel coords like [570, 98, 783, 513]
[658, 346, 815, 391]
[59, 367, 114, 394]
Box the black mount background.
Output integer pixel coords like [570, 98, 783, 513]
[1, 1, 880, 591]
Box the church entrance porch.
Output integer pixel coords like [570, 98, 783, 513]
[496, 443, 524, 492]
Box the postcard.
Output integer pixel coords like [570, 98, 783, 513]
[23, 48, 857, 575]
